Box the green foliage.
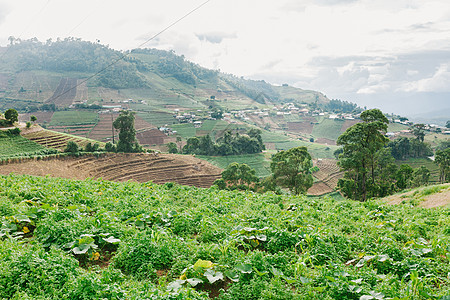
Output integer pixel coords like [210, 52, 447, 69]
[216, 162, 259, 191]
[64, 141, 79, 154]
[183, 129, 265, 156]
[105, 142, 116, 153]
[113, 111, 142, 153]
[167, 142, 178, 154]
[435, 148, 450, 183]
[4, 108, 18, 124]
[0, 174, 448, 299]
[270, 146, 314, 195]
[337, 109, 389, 201]
[326, 99, 362, 113]
[0, 131, 58, 160]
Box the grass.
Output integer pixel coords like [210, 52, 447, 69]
[49, 111, 99, 126]
[197, 153, 271, 177]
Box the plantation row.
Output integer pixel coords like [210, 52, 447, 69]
[0, 174, 448, 299]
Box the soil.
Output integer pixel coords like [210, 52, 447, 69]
[0, 153, 223, 188]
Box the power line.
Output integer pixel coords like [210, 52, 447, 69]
[48, 0, 212, 103]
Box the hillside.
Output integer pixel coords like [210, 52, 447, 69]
[0, 174, 448, 299]
[0, 152, 222, 188]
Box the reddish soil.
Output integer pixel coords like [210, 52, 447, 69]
[136, 129, 174, 146]
[0, 153, 222, 189]
[287, 121, 314, 134]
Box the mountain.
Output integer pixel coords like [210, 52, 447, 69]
[0, 38, 328, 112]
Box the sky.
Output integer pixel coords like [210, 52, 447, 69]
[0, 0, 449, 120]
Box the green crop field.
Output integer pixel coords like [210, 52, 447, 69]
[274, 139, 338, 159]
[311, 118, 345, 141]
[0, 132, 55, 159]
[137, 111, 176, 127]
[49, 111, 99, 126]
[0, 174, 448, 299]
[198, 153, 272, 177]
[397, 157, 441, 183]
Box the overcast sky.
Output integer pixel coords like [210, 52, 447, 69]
[0, 0, 449, 117]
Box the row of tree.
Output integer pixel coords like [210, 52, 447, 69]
[214, 146, 314, 194]
[181, 129, 265, 156]
[336, 109, 448, 201]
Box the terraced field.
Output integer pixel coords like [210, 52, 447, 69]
[309, 159, 343, 195]
[22, 127, 102, 151]
[0, 153, 222, 189]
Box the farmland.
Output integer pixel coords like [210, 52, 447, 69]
[0, 131, 50, 159]
[0, 174, 448, 299]
[22, 127, 103, 151]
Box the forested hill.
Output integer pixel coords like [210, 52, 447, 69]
[0, 38, 328, 109]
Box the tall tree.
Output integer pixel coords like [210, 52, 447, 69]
[435, 148, 450, 183]
[270, 146, 313, 195]
[337, 109, 389, 201]
[113, 111, 141, 153]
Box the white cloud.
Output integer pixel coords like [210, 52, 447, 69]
[403, 63, 450, 92]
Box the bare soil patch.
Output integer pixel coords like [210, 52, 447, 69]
[0, 153, 222, 189]
[315, 138, 336, 145]
[384, 184, 450, 208]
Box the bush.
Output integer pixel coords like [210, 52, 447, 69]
[65, 141, 79, 154]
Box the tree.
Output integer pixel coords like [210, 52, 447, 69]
[270, 146, 313, 195]
[65, 141, 79, 154]
[218, 162, 259, 191]
[411, 166, 430, 187]
[435, 148, 450, 183]
[395, 164, 414, 190]
[4, 109, 18, 125]
[446, 120, 450, 129]
[411, 124, 426, 142]
[337, 109, 389, 201]
[167, 142, 178, 154]
[113, 111, 141, 153]
[30, 115, 37, 123]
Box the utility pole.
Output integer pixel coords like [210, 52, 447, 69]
[111, 112, 115, 144]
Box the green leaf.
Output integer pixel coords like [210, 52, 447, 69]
[204, 269, 223, 284]
[186, 278, 203, 287]
[14, 215, 31, 223]
[224, 270, 239, 282]
[103, 236, 121, 244]
[73, 244, 90, 254]
[253, 267, 269, 276]
[193, 259, 214, 270]
[282, 276, 296, 284]
[271, 266, 284, 276]
[167, 280, 185, 292]
[256, 234, 267, 241]
[236, 263, 252, 274]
